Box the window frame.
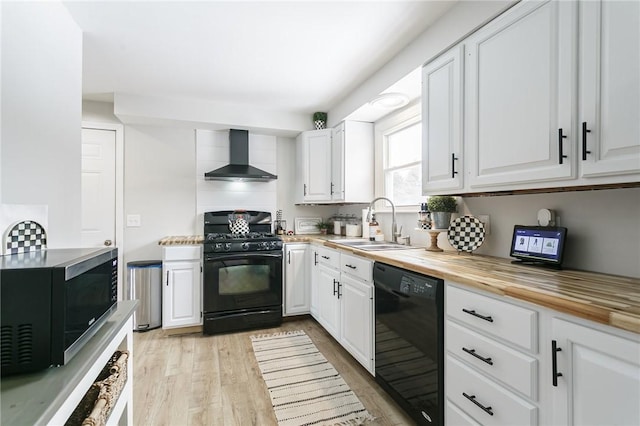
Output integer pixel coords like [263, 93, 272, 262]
[374, 101, 422, 211]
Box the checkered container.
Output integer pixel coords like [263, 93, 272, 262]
[4, 220, 47, 255]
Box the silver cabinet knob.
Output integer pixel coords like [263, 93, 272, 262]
[104, 239, 113, 246]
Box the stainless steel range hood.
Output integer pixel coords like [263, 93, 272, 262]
[204, 129, 277, 182]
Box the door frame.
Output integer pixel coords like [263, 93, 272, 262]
[81, 121, 125, 298]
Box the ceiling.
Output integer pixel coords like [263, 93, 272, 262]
[63, 1, 456, 123]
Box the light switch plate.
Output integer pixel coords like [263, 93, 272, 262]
[126, 214, 141, 227]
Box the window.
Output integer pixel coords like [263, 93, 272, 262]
[375, 103, 422, 207]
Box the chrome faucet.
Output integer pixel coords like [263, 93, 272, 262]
[367, 197, 399, 243]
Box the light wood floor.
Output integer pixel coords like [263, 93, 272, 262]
[132, 316, 416, 425]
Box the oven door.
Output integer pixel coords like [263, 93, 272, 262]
[203, 251, 282, 313]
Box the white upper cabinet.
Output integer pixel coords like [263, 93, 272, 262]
[296, 129, 333, 203]
[331, 121, 374, 203]
[464, 0, 576, 191]
[422, 44, 465, 194]
[578, 0, 640, 180]
[296, 122, 373, 204]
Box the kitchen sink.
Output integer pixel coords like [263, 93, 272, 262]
[334, 239, 413, 251]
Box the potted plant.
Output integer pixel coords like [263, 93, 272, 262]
[426, 196, 457, 229]
[316, 221, 330, 234]
[313, 112, 327, 130]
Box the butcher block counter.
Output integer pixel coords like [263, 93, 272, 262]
[281, 235, 640, 334]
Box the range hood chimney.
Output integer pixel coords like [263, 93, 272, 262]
[204, 129, 277, 182]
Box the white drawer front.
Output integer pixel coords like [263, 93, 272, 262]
[447, 356, 537, 426]
[162, 245, 201, 261]
[340, 253, 373, 282]
[446, 399, 481, 426]
[447, 321, 538, 400]
[316, 246, 340, 269]
[446, 285, 537, 352]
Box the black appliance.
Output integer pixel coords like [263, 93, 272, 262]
[203, 210, 283, 335]
[0, 247, 118, 376]
[204, 129, 277, 182]
[374, 262, 444, 425]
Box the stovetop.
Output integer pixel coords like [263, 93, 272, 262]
[203, 210, 282, 253]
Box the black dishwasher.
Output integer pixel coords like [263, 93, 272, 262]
[374, 262, 444, 425]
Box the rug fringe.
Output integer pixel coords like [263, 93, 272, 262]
[250, 330, 306, 340]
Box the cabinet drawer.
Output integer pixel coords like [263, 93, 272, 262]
[447, 321, 537, 400]
[447, 285, 537, 352]
[446, 399, 481, 426]
[447, 356, 537, 426]
[316, 246, 340, 269]
[162, 245, 201, 261]
[340, 253, 373, 282]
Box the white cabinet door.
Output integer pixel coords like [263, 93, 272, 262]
[331, 124, 345, 201]
[579, 0, 640, 179]
[309, 248, 320, 317]
[422, 44, 464, 194]
[283, 244, 310, 316]
[550, 318, 640, 426]
[465, 0, 576, 190]
[340, 274, 373, 373]
[316, 263, 341, 340]
[163, 260, 202, 328]
[298, 129, 332, 202]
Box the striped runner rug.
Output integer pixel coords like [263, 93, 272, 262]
[250, 330, 375, 426]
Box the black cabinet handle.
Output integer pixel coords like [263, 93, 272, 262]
[322, 255, 330, 260]
[345, 264, 357, 270]
[314, 252, 318, 265]
[582, 122, 592, 161]
[337, 282, 342, 299]
[333, 279, 339, 296]
[287, 251, 291, 264]
[552, 339, 563, 386]
[462, 347, 494, 365]
[330, 182, 334, 195]
[462, 308, 494, 323]
[463, 392, 494, 416]
[558, 128, 568, 164]
[451, 153, 459, 178]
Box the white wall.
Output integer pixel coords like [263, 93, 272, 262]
[123, 125, 196, 263]
[195, 129, 278, 226]
[1, 1, 83, 247]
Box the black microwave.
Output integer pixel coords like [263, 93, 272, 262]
[1, 247, 118, 376]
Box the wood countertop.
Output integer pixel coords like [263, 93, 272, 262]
[285, 236, 640, 334]
[159, 235, 203, 245]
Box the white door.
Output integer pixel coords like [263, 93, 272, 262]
[81, 128, 116, 248]
[422, 44, 464, 194]
[163, 260, 202, 328]
[551, 317, 640, 425]
[579, 0, 640, 178]
[340, 274, 373, 373]
[465, 0, 576, 190]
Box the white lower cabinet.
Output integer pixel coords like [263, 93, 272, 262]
[550, 317, 640, 426]
[446, 281, 640, 425]
[310, 245, 374, 374]
[162, 246, 202, 329]
[283, 243, 310, 316]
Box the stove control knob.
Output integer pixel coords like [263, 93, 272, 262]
[224, 243, 232, 251]
[241, 242, 250, 250]
[215, 243, 223, 251]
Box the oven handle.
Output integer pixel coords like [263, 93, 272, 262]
[204, 252, 283, 262]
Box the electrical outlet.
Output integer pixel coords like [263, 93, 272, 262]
[126, 214, 141, 227]
[478, 215, 490, 235]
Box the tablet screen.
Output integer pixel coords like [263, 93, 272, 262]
[510, 225, 567, 265]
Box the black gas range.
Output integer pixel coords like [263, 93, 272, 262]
[202, 210, 283, 335]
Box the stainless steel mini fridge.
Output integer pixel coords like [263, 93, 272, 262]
[126, 260, 162, 331]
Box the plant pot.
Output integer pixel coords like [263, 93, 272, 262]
[431, 212, 452, 229]
[320, 229, 328, 235]
[314, 120, 326, 130]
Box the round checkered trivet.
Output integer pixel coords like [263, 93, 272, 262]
[447, 215, 485, 253]
[5, 220, 47, 254]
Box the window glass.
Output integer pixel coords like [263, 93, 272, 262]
[380, 115, 422, 206]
